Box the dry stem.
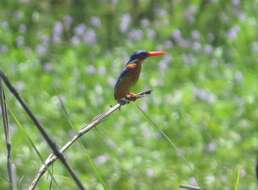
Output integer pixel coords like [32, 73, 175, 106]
[29, 90, 151, 190]
[180, 184, 201, 190]
[0, 70, 85, 190]
[0, 79, 16, 190]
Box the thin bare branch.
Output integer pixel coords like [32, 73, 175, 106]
[180, 184, 201, 190]
[29, 90, 152, 190]
[0, 70, 85, 190]
[0, 79, 16, 190]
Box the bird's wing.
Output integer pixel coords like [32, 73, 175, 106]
[114, 68, 131, 88]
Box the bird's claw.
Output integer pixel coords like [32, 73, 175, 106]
[118, 92, 139, 105]
[118, 98, 130, 105]
[125, 92, 139, 101]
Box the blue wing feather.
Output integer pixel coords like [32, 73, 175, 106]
[114, 68, 130, 89]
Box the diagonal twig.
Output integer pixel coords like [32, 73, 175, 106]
[0, 79, 16, 190]
[0, 70, 85, 190]
[56, 95, 109, 189]
[180, 184, 201, 190]
[29, 89, 152, 190]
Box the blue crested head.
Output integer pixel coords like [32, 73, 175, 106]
[127, 50, 149, 64]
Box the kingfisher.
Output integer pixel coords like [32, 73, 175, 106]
[114, 50, 166, 102]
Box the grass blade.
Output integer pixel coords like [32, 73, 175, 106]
[0, 79, 16, 190]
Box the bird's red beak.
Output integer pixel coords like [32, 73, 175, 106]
[147, 51, 167, 57]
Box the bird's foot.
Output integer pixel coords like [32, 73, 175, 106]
[125, 92, 139, 101]
[118, 93, 140, 105]
[118, 98, 130, 105]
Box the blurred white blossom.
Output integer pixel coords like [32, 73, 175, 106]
[14, 10, 23, 20]
[15, 81, 25, 92]
[208, 33, 215, 43]
[205, 175, 215, 184]
[71, 35, 80, 45]
[191, 30, 200, 41]
[128, 29, 143, 41]
[172, 29, 182, 43]
[53, 21, 63, 43]
[203, 44, 213, 55]
[192, 42, 201, 51]
[141, 19, 150, 27]
[183, 53, 196, 65]
[207, 142, 217, 153]
[98, 66, 106, 75]
[251, 42, 258, 52]
[227, 25, 240, 40]
[95, 154, 109, 165]
[95, 84, 103, 95]
[19, 24, 27, 33]
[159, 55, 172, 72]
[83, 29, 97, 44]
[86, 65, 96, 75]
[147, 29, 156, 39]
[63, 15, 73, 29]
[16, 36, 24, 47]
[234, 71, 244, 83]
[146, 168, 155, 177]
[120, 14, 131, 32]
[90, 16, 101, 27]
[163, 40, 173, 49]
[36, 44, 47, 56]
[0, 45, 8, 53]
[185, 5, 197, 23]
[193, 87, 216, 104]
[232, 0, 240, 6]
[0, 21, 9, 30]
[74, 24, 86, 36]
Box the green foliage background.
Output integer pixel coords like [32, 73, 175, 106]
[0, 0, 257, 189]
